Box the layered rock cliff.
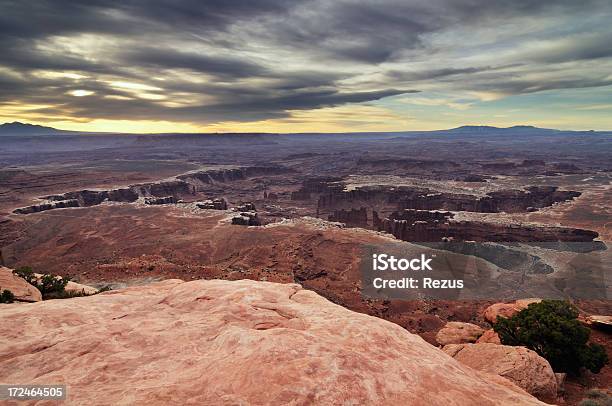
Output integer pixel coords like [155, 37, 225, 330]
[316, 184, 580, 214]
[379, 209, 600, 244]
[12, 166, 290, 214]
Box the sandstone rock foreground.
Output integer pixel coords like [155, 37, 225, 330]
[476, 329, 502, 344]
[483, 298, 542, 324]
[443, 343, 557, 401]
[0, 279, 547, 405]
[436, 321, 485, 345]
[0, 266, 41, 302]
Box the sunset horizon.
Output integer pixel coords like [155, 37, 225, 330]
[2, 119, 612, 135]
[1, 1, 611, 133]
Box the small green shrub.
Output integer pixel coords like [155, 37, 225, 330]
[586, 389, 608, 399]
[13, 266, 70, 299]
[0, 288, 15, 303]
[578, 389, 612, 406]
[37, 273, 69, 297]
[13, 266, 37, 285]
[493, 300, 608, 375]
[44, 288, 110, 299]
[13, 267, 110, 300]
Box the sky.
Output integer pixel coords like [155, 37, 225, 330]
[1, 0, 612, 133]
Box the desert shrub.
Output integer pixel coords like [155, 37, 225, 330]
[13, 266, 38, 285]
[493, 300, 608, 375]
[0, 288, 15, 303]
[46, 284, 112, 299]
[586, 389, 609, 399]
[43, 289, 85, 299]
[13, 267, 110, 300]
[44, 288, 98, 299]
[37, 274, 69, 297]
[578, 389, 612, 406]
[13, 266, 70, 298]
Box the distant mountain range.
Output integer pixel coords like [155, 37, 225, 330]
[0, 121, 71, 135]
[0, 121, 604, 136]
[441, 125, 563, 135]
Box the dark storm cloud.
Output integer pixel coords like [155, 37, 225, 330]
[257, 0, 612, 64]
[120, 48, 269, 79]
[176, 88, 415, 122]
[1, 0, 611, 125]
[0, 0, 291, 39]
[23, 82, 413, 123]
[386, 66, 518, 82]
[0, 41, 111, 73]
[469, 76, 612, 96]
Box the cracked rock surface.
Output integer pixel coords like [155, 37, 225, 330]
[0, 279, 547, 405]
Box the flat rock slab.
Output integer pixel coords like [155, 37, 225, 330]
[0, 279, 547, 405]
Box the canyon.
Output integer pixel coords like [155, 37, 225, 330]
[0, 127, 610, 404]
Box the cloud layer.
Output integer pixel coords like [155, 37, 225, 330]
[1, 0, 611, 129]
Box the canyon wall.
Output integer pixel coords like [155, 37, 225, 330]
[379, 209, 600, 244]
[13, 166, 289, 214]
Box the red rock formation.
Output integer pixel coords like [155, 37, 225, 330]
[235, 202, 256, 212]
[476, 329, 502, 344]
[196, 198, 228, 210]
[13, 166, 290, 214]
[443, 343, 557, 402]
[19, 181, 189, 213]
[379, 209, 600, 243]
[317, 183, 580, 215]
[483, 299, 542, 324]
[232, 212, 260, 226]
[291, 177, 343, 200]
[488, 186, 580, 213]
[134, 180, 193, 198]
[0, 279, 546, 405]
[13, 199, 79, 214]
[435, 322, 485, 345]
[0, 266, 41, 302]
[587, 315, 612, 332]
[328, 207, 368, 227]
[144, 196, 177, 205]
[178, 166, 291, 185]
